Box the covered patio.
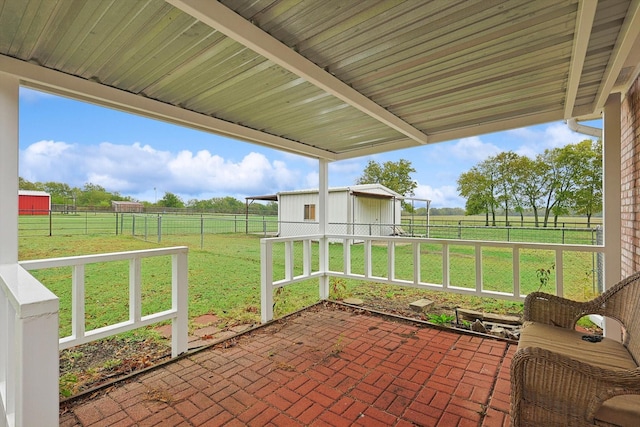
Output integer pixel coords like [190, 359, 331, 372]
[1, 0, 640, 426]
[60, 304, 515, 427]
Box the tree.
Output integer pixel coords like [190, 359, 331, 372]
[158, 192, 184, 208]
[356, 159, 417, 198]
[570, 139, 602, 226]
[493, 152, 520, 225]
[457, 165, 497, 225]
[516, 156, 550, 227]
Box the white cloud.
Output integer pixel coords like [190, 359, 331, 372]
[414, 184, 463, 208]
[20, 140, 305, 201]
[448, 136, 501, 162]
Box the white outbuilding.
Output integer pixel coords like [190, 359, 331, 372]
[276, 184, 404, 237]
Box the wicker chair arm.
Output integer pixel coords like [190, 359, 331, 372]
[512, 347, 640, 424]
[523, 292, 589, 328]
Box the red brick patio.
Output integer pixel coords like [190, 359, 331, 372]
[59, 305, 515, 426]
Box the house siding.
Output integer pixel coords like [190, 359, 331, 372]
[621, 75, 640, 276]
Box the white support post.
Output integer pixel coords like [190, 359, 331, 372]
[0, 74, 19, 265]
[171, 251, 188, 357]
[603, 93, 622, 340]
[318, 159, 330, 300]
[261, 239, 274, 323]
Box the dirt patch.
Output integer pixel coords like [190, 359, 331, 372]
[59, 337, 171, 398]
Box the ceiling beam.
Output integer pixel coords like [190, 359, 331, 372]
[592, 0, 640, 112]
[564, 0, 598, 119]
[167, 0, 429, 146]
[0, 54, 336, 161]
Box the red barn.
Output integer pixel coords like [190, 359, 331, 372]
[18, 190, 51, 215]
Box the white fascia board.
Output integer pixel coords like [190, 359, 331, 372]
[0, 54, 336, 161]
[167, 0, 429, 146]
[593, 0, 640, 111]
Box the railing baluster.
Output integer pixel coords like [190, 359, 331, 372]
[388, 241, 394, 281]
[303, 239, 311, 276]
[285, 241, 293, 281]
[413, 242, 420, 284]
[364, 240, 372, 278]
[130, 257, 142, 323]
[513, 246, 521, 298]
[442, 242, 449, 289]
[555, 248, 564, 297]
[72, 264, 85, 340]
[475, 243, 482, 293]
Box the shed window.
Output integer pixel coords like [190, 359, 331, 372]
[304, 204, 316, 220]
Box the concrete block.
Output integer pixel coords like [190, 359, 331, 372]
[409, 298, 434, 313]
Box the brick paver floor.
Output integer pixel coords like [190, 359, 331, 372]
[60, 305, 515, 426]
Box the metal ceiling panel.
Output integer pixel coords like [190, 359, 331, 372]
[0, 0, 639, 159]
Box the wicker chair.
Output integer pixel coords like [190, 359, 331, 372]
[511, 272, 640, 426]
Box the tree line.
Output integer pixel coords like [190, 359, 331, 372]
[456, 139, 602, 227]
[18, 178, 277, 215]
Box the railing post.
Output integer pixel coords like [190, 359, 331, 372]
[1, 265, 59, 427]
[261, 239, 274, 323]
[171, 251, 188, 357]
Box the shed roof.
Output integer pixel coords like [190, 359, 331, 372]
[18, 190, 50, 197]
[1, 1, 639, 160]
[278, 184, 403, 199]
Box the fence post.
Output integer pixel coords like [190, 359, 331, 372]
[200, 215, 204, 250]
[157, 214, 162, 243]
[263, 216, 267, 237]
[115, 212, 119, 235]
[132, 215, 136, 236]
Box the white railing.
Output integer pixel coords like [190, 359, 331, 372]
[0, 247, 188, 427]
[261, 234, 604, 323]
[0, 263, 59, 427]
[20, 246, 189, 357]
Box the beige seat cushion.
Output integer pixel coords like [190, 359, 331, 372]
[518, 322, 637, 371]
[595, 395, 640, 427]
[520, 322, 640, 426]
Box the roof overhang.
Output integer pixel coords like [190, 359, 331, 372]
[1, 0, 639, 160]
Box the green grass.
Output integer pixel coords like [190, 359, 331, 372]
[20, 225, 599, 339]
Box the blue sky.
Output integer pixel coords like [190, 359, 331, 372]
[18, 87, 600, 208]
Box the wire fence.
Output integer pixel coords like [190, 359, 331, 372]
[19, 211, 602, 248]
